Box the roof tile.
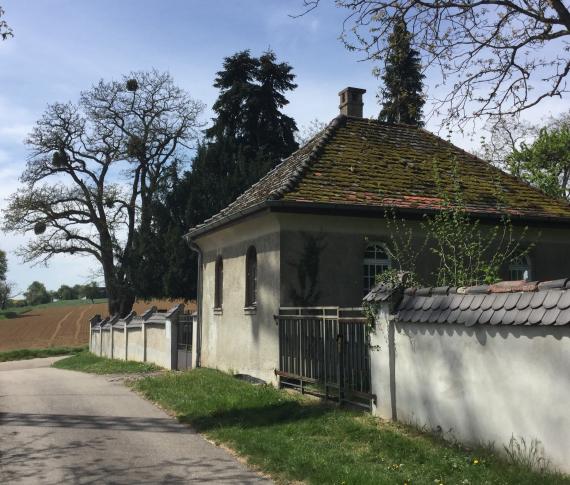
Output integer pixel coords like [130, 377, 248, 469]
[541, 308, 560, 326]
[492, 293, 509, 311]
[460, 295, 475, 311]
[469, 294, 485, 311]
[480, 294, 496, 311]
[543, 290, 562, 309]
[530, 292, 547, 309]
[555, 307, 570, 325]
[557, 291, 570, 310]
[187, 116, 570, 238]
[514, 307, 532, 325]
[516, 292, 534, 310]
[528, 307, 547, 325]
[490, 308, 507, 325]
[504, 293, 521, 311]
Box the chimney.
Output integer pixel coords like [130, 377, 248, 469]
[338, 87, 366, 118]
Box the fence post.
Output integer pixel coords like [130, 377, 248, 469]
[336, 331, 344, 404]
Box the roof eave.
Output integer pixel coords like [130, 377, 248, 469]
[185, 199, 570, 241]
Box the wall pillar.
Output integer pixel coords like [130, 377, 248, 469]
[370, 303, 395, 420]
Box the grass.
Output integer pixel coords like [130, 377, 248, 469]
[53, 350, 162, 374]
[133, 368, 569, 485]
[0, 345, 87, 362]
[0, 298, 108, 320]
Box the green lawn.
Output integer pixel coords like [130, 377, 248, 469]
[133, 369, 568, 485]
[53, 350, 161, 374]
[0, 345, 87, 362]
[0, 298, 108, 320]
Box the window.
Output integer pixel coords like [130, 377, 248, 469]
[509, 255, 531, 281]
[245, 246, 257, 307]
[363, 242, 391, 294]
[214, 256, 223, 309]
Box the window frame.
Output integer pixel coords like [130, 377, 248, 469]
[214, 255, 223, 310]
[363, 241, 391, 295]
[508, 255, 532, 281]
[245, 246, 257, 308]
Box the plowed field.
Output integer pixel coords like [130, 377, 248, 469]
[0, 299, 194, 352]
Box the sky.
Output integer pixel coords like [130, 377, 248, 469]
[0, 0, 568, 294]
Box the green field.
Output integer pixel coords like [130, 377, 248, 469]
[0, 298, 108, 320]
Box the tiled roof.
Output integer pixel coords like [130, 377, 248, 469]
[187, 115, 570, 237]
[364, 278, 570, 326]
[89, 304, 186, 327]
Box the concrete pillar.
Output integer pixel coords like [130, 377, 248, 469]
[369, 303, 396, 420]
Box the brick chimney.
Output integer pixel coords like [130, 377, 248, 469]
[338, 87, 366, 117]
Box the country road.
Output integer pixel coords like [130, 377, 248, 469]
[0, 358, 270, 484]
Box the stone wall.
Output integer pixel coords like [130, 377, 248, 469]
[89, 305, 190, 370]
[368, 281, 570, 474]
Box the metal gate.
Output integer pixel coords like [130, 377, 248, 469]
[176, 313, 194, 370]
[275, 307, 375, 409]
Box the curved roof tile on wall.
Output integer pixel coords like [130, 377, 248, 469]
[364, 278, 570, 326]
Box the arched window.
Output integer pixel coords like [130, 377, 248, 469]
[509, 255, 531, 281]
[214, 256, 223, 309]
[245, 246, 257, 307]
[363, 242, 391, 294]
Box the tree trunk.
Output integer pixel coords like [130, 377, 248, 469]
[106, 281, 135, 317]
[101, 248, 135, 318]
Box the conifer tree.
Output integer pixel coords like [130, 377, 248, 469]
[137, 50, 298, 300]
[378, 19, 425, 126]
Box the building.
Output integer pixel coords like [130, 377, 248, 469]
[185, 87, 570, 383]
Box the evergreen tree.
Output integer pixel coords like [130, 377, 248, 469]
[206, 49, 298, 196]
[133, 50, 299, 301]
[378, 19, 425, 126]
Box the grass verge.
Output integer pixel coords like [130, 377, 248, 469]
[53, 350, 161, 374]
[0, 345, 87, 362]
[134, 368, 568, 485]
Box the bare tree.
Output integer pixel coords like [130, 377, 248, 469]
[298, 1, 570, 127]
[0, 6, 12, 40]
[2, 71, 204, 316]
[478, 117, 537, 168]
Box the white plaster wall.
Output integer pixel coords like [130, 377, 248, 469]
[90, 330, 100, 355]
[370, 311, 570, 473]
[146, 324, 170, 368]
[113, 328, 126, 360]
[196, 212, 281, 383]
[126, 327, 144, 362]
[101, 329, 112, 358]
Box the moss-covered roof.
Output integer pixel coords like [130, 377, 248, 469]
[188, 115, 570, 237]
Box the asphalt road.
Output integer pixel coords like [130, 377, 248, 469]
[0, 357, 271, 484]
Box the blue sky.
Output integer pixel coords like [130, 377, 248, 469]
[0, 0, 567, 294]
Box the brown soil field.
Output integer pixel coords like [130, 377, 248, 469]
[0, 299, 195, 352]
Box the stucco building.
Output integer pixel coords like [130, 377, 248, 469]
[186, 87, 570, 383]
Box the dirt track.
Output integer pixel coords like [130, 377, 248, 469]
[0, 299, 194, 352]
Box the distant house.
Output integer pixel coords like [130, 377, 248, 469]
[185, 87, 570, 383]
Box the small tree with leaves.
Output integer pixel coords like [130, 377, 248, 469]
[377, 19, 425, 126]
[506, 125, 570, 201]
[380, 160, 530, 288]
[25, 281, 51, 306]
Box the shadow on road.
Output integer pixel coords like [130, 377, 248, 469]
[0, 412, 194, 434]
[0, 427, 265, 484]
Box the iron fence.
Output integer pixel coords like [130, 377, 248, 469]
[176, 312, 194, 370]
[275, 307, 375, 409]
